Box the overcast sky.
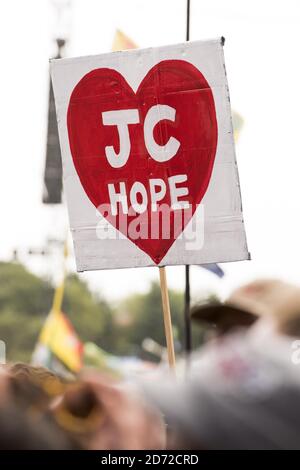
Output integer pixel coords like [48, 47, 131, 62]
[0, 0, 300, 302]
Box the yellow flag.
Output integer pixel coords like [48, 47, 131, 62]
[112, 29, 137, 51]
[39, 310, 83, 373]
[232, 110, 244, 142]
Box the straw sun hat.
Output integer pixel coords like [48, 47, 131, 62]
[191, 279, 300, 336]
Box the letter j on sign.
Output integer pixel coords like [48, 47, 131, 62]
[51, 39, 249, 271]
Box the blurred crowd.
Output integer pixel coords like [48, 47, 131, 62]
[1, 278, 300, 450]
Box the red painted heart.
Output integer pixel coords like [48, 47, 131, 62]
[67, 60, 218, 264]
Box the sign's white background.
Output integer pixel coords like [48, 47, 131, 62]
[0, 0, 299, 300]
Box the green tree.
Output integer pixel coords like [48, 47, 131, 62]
[0, 262, 115, 362]
[0, 308, 43, 362]
[63, 274, 115, 352]
[119, 282, 184, 360]
[0, 262, 52, 315]
[0, 262, 51, 361]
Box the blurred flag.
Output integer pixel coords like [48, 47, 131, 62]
[201, 263, 224, 278]
[232, 110, 244, 142]
[32, 310, 83, 373]
[112, 29, 137, 51]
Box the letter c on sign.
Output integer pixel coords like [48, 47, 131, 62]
[144, 105, 180, 162]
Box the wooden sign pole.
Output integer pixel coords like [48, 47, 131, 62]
[184, 265, 192, 354]
[159, 267, 176, 370]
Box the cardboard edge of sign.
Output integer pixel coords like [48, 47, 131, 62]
[49, 37, 226, 68]
[74, 251, 251, 273]
[51, 34, 251, 274]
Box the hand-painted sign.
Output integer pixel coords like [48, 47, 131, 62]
[51, 39, 249, 271]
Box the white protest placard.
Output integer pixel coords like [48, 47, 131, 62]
[51, 38, 249, 272]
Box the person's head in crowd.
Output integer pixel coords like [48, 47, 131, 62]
[0, 405, 76, 450]
[7, 362, 71, 412]
[142, 352, 300, 450]
[0, 367, 76, 449]
[141, 279, 300, 449]
[192, 279, 300, 338]
[0, 363, 165, 450]
[51, 372, 166, 450]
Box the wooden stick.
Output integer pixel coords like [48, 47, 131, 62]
[184, 265, 192, 354]
[159, 266, 176, 370]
